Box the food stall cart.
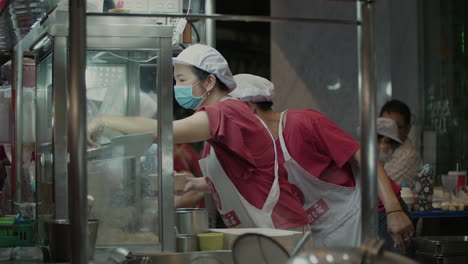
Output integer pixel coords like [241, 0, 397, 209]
[14, 7, 176, 257]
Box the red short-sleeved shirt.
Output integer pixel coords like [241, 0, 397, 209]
[277, 110, 400, 212]
[277, 110, 360, 187]
[198, 99, 308, 228]
[174, 143, 202, 177]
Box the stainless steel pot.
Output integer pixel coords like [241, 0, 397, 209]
[175, 208, 209, 235]
[46, 219, 99, 261]
[176, 234, 199, 252]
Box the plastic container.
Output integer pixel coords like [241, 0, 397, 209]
[442, 174, 458, 199]
[197, 233, 224, 251]
[400, 187, 415, 209]
[0, 219, 35, 247]
[448, 171, 467, 192]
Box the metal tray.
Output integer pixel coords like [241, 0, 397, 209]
[109, 132, 153, 158]
[414, 236, 468, 257]
[87, 143, 111, 160]
[87, 132, 153, 161]
[416, 251, 468, 264]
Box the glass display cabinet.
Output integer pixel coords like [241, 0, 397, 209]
[26, 9, 175, 252]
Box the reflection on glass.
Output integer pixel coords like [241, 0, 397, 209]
[35, 54, 54, 244]
[20, 59, 36, 208]
[86, 50, 160, 246]
[422, 1, 468, 178]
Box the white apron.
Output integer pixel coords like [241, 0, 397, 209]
[278, 111, 362, 247]
[198, 105, 280, 228]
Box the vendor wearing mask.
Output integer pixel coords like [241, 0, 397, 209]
[222, 73, 414, 250]
[88, 44, 309, 230]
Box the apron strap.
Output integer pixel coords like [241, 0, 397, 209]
[278, 111, 293, 161]
[253, 115, 280, 212]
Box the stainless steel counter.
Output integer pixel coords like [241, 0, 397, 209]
[0, 247, 233, 264]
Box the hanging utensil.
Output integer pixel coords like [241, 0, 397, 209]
[290, 231, 312, 257]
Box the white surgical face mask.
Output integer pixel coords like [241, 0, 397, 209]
[174, 81, 208, 110]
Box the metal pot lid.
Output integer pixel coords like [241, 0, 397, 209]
[287, 248, 418, 264]
[232, 233, 290, 264]
[288, 248, 363, 264]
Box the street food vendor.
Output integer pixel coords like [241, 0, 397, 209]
[379, 100, 423, 187]
[376, 117, 413, 253]
[225, 73, 414, 249]
[87, 44, 309, 230]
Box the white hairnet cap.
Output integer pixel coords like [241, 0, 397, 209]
[173, 44, 236, 92]
[377, 117, 402, 144]
[230, 74, 274, 102]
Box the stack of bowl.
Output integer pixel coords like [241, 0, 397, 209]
[174, 208, 209, 252]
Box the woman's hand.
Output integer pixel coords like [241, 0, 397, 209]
[386, 210, 414, 254]
[184, 174, 210, 193]
[87, 116, 105, 147]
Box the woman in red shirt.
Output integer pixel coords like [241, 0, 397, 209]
[88, 45, 308, 229]
[227, 73, 413, 251]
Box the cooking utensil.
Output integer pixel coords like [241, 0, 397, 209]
[290, 231, 312, 257]
[46, 219, 99, 261]
[109, 132, 153, 158]
[414, 236, 468, 257]
[176, 234, 199, 252]
[286, 239, 418, 264]
[88, 132, 153, 160]
[175, 208, 209, 235]
[87, 143, 111, 160]
[106, 247, 131, 264]
[232, 233, 289, 264]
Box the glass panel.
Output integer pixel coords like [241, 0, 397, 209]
[35, 54, 54, 243]
[85, 50, 160, 248]
[422, 1, 468, 181]
[18, 58, 37, 217]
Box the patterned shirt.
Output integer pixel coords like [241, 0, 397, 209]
[384, 140, 423, 187]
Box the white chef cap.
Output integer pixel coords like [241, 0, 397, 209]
[230, 74, 274, 102]
[377, 117, 402, 144]
[173, 44, 236, 92]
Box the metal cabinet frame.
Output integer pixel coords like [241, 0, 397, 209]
[11, 1, 379, 262]
[16, 9, 175, 252]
